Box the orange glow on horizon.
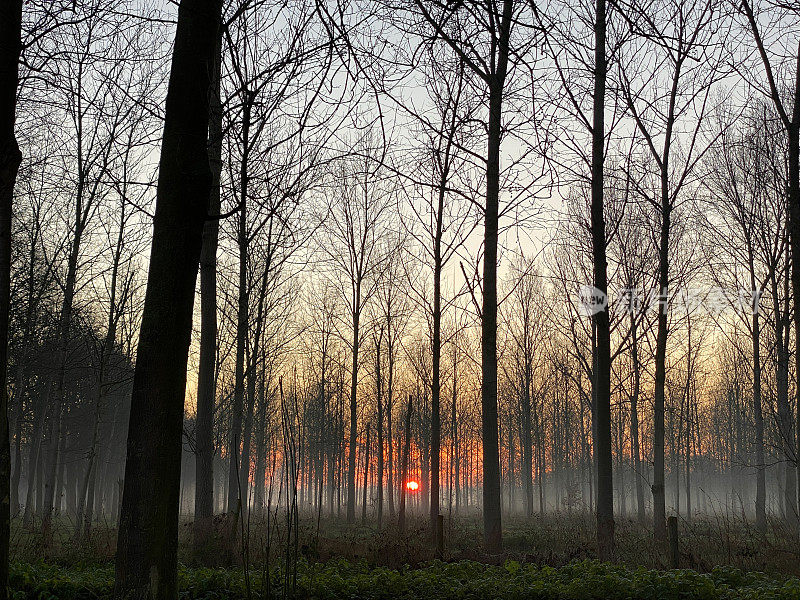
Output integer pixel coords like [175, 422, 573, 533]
[405, 480, 419, 492]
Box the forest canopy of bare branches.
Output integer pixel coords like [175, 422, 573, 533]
[2, 0, 800, 597]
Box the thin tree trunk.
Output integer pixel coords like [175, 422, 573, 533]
[751, 280, 767, 532]
[629, 313, 646, 523]
[362, 423, 370, 522]
[591, 0, 613, 559]
[375, 329, 384, 528]
[227, 92, 253, 520]
[398, 397, 413, 534]
[347, 303, 360, 523]
[387, 332, 395, 517]
[480, 0, 513, 554]
[652, 170, 671, 543]
[522, 385, 534, 520]
[772, 272, 796, 525]
[22, 385, 49, 528]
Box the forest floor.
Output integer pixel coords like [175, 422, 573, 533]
[8, 512, 800, 598]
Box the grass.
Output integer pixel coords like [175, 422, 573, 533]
[9, 512, 800, 598]
[9, 560, 800, 599]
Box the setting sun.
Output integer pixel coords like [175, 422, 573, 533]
[405, 480, 419, 492]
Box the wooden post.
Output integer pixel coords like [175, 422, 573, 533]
[436, 514, 444, 558]
[668, 515, 679, 568]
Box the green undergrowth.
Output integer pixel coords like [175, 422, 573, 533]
[9, 559, 800, 600]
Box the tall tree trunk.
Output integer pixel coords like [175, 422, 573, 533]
[386, 332, 395, 517]
[452, 347, 460, 514]
[41, 402, 63, 539]
[481, 0, 512, 554]
[772, 273, 796, 525]
[685, 377, 692, 522]
[790, 119, 800, 523]
[591, 0, 613, 560]
[43, 43, 98, 540]
[0, 0, 21, 593]
[239, 246, 270, 522]
[522, 357, 533, 518]
[347, 304, 360, 523]
[114, 0, 220, 595]
[375, 329, 384, 528]
[431, 240, 441, 538]
[750, 261, 766, 532]
[652, 167, 671, 543]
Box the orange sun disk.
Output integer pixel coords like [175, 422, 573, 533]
[406, 480, 419, 492]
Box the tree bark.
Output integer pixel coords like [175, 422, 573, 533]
[431, 196, 443, 537]
[591, 0, 614, 560]
[0, 0, 21, 594]
[114, 0, 220, 595]
[480, 0, 513, 554]
[652, 131, 672, 544]
[522, 353, 533, 518]
[629, 314, 646, 524]
[749, 260, 766, 532]
[375, 329, 384, 527]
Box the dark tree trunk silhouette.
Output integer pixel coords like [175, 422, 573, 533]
[629, 313, 646, 524]
[652, 186, 669, 542]
[591, 0, 614, 561]
[480, 0, 513, 555]
[0, 0, 22, 595]
[749, 257, 767, 532]
[114, 0, 221, 596]
[347, 303, 360, 523]
[375, 327, 384, 527]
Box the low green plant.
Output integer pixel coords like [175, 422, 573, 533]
[8, 559, 800, 600]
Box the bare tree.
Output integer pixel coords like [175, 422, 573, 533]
[615, 0, 728, 540]
[405, 0, 532, 553]
[700, 105, 788, 530]
[397, 45, 478, 539]
[114, 0, 222, 595]
[320, 144, 393, 523]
